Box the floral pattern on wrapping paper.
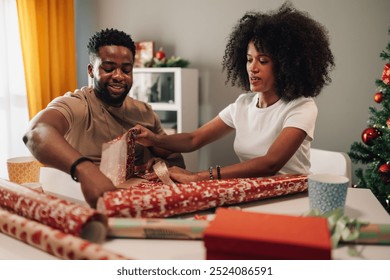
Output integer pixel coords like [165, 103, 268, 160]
[125, 129, 137, 180]
[98, 174, 308, 218]
[0, 186, 106, 237]
[0, 208, 126, 260]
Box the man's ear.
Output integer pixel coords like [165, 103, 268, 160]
[87, 64, 94, 78]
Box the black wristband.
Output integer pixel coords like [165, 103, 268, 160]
[70, 156, 93, 182]
[216, 165, 221, 180]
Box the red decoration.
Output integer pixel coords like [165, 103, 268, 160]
[387, 118, 390, 129]
[374, 92, 383, 103]
[155, 48, 166, 60]
[97, 174, 308, 218]
[382, 63, 390, 86]
[204, 208, 331, 260]
[361, 127, 382, 145]
[379, 163, 390, 183]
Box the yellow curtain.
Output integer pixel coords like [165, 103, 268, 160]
[16, 0, 77, 119]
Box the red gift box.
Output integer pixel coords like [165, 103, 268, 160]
[203, 208, 331, 260]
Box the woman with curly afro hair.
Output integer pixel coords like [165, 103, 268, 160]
[134, 2, 335, 183]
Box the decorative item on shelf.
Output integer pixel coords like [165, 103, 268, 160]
[144, 46, 190, 68]
[134, 41, 154, 68]
[155, 47, 166, 60]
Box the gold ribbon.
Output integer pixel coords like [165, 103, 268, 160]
[152, 161, 182, 194]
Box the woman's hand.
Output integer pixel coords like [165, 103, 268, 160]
[168, 166, 200, 183]
[133, 124, 158, 147]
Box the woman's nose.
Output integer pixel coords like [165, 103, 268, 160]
[249, 62, 259, 73]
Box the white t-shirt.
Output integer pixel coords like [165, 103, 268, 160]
[218, 92, 317, 175]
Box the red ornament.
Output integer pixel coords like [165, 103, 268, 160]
[374, 92, 383, 103]
[155, 48, 166, 60]
[379, 163, 390, 183]
[382, 63, 390, 86]
[362, 127, 382, 145]
[387, 118, 390, 129]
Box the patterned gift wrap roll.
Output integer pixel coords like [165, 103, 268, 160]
[350, 223, 390, 245]
[0, 208, 127, 260]
[97, 174, 308, 218]
[108, 217, 208, 239]
[0, 178, 107, 243]
[100, 129, 136, 186]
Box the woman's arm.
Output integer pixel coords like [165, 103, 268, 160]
[168, 127, 307, 182]
[135, 116, 234, 153]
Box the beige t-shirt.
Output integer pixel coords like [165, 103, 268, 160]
[47, 86, 184, 167]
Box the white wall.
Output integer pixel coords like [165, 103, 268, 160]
[75, 0, 390, 183]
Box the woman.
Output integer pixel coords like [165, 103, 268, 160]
[134, 2, 335, 183]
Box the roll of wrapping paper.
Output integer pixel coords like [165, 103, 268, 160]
[97, 174, 308, 218]
[348, 223, 390, 245]
[0, 208, 127, 260]
[100, 129, 136, 186]
[0, 178, 107, 243]
[108, 218, 209, 239]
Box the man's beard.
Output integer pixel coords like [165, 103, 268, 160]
[95, 83, 130, 107]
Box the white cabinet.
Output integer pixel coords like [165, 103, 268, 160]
[129, 68, 199, 171]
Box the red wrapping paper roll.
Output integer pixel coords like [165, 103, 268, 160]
[100, 129, 136, 186]
[0, 208, 127, 260]
[97, 174, 308, 218]
[0, 178, 107, 243]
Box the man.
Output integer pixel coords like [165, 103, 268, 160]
[23, 28, 184, 208]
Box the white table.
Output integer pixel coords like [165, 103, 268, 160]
[0, 186, 389, 260]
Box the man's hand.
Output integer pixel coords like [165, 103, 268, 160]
[75, 161, 116, 208]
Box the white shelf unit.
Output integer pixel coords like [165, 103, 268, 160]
[129, 67, 199, 171]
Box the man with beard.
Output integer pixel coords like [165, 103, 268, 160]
[23, 28, 184, 208]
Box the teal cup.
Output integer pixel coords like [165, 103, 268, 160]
[308, 174, 349, 214]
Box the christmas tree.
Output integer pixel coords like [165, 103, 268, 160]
[349, 27, 390, 214]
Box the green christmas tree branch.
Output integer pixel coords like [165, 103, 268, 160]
[349, 26, 390, 213]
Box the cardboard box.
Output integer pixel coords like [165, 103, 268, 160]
[203, 208, 331, 260]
